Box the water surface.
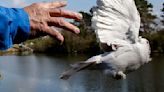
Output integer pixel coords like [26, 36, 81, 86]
[0, 54, 164, 92]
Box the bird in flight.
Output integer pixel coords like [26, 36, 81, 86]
[60, 0, 151, 80]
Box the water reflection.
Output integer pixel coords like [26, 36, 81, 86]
[0, 54, 164, 92]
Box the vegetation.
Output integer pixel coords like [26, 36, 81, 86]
[135, 0, 157, 32]
[23, 0, 164, 54]
[135, 0, 164, 53]
[161, 3, 164, 25]
[25, 11, 100, 54]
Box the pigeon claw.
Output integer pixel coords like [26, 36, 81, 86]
[60, 74, 70, 80]
[114, 71, 126, 80]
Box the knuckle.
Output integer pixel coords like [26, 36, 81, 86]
[59, 9, 63, 15]
[32, 3, 39, 6]
[58, 19, 65, 26]
[56, 1, 62, 5]
[33, 3, 42, 8]
[57, 2, 63, 5]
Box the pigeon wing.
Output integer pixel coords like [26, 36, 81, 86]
[92, 0, 141, 46]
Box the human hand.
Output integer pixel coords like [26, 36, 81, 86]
[24, 1, 82, 42]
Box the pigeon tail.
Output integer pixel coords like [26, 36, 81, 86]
[60, 62, 96, 80]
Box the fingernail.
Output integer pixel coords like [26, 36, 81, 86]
[78, 14, 83, 19]
[57, 35, 64, 42]
[75, 28, 80, 34]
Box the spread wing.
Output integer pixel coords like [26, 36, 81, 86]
[92, 0, 141, 46]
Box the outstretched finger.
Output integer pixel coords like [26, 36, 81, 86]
[49, 9, 82, 20]
[40, 1, 67, 9]
[47, 18, 80, 34]
[43, 26, 64, 42]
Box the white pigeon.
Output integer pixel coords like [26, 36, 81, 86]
[60, 0, 151, 80]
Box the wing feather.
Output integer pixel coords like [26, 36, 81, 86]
[92, 0, 140, 46]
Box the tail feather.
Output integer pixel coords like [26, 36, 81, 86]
[60, 62, 96, 80]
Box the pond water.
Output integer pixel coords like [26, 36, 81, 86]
[0, 54, 164, 92]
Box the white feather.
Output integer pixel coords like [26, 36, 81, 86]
[60, 0, 151, 80]
[88, 0, 151, 79]
[92, 0, 140, 45]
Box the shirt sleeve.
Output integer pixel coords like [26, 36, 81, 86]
[0, 6, 30, 50]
